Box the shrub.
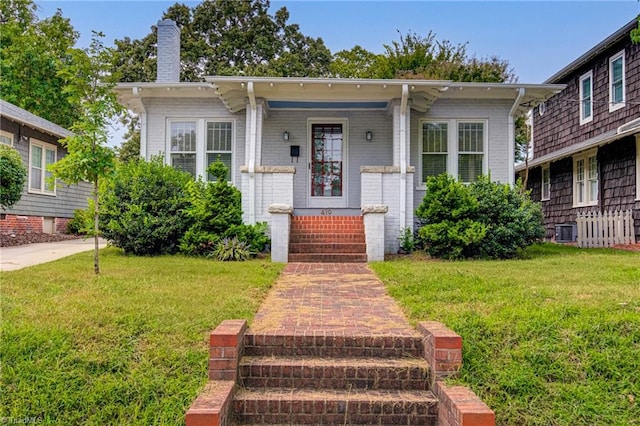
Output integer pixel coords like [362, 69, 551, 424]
[212, 237, 250, 261]
[0, 144, 27, 210]
[224, 222, 270, 254]
[179, 161, 243, 256]
[100, 157, 193, 255]
[398, 227, 415, 254]
[67, 204, 95, 235]
[415, 174, 543, 259]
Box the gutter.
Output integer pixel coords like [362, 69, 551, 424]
[508, 88, 525, 184]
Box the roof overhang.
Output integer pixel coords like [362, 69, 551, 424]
[515, 119, 640, 172]
[113, 77, 564, 116]
[0, 99, 72, 138]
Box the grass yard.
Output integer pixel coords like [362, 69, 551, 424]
[372, 244, 640, 425]
[1, 247, 283, 425]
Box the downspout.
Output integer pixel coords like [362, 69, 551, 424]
[247, 81, 257, 224]
[399, 84, 409, 231]
[508, 87, 525, 185]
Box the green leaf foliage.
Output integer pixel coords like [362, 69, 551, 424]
[100, 157, 194, 255]
[0, 144, 27, 210]
[632, 14, 640, 44]
[212, 237, 251, 261]
[0, 0, 81, 128]
[416, 174, 544, 259]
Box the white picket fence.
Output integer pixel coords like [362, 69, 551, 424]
[576, 209, 636, 248]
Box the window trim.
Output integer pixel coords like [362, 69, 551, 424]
[165, 118, 236, 183]
[420, 121, 449, 184]
[0, 129, 14, 146]
[609, 50, 625, 112]
[541, 163, 550, 201]
[418, 118, 488, 187]
[572, 149, 598, 207]
[579, 71, 593, 125]
[28, 139, 57, 196]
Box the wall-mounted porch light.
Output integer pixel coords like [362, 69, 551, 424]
[283, 131, 290, 141]
[365, 131, 373, 141]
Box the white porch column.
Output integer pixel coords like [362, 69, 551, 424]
[268, 203, 293, 263]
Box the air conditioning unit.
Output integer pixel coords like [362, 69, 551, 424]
[555, 223, 577, 243]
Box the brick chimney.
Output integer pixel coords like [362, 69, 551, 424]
[156, 19, 180, 83]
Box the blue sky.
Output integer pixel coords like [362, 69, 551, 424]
[37, 1, 639, 84]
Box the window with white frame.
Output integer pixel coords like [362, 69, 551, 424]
[609, 50, 625, 112]
[29, 140, 56, 195]
[0, 129, 14, 146]
[573, 151, 598, 207]
[458, 122, 485, 183]
[206, 121, 233, 181]
[169, 121, 197, 177]
[541, 164, 550, 201]
[420, 120, 486, 185]
[421, 122, 448, 182]
[579, 71, 593, 124]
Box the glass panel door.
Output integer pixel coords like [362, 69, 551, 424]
[311, 124, 343, 198]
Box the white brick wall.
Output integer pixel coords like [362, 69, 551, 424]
[156, 20, 180, 83]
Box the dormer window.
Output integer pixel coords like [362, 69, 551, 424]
[579, 71, 593, 125]
[609, 50, 625, 112]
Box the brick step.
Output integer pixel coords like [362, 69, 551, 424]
[290, 225, 365, 233]
[289, 233, 366, 243]
[289, 242, 367, 254]
[233, 387, 438, 425]
[288, 253, 368, 263]
[244, 333, 423, 358]
[239, 356, 430, 391]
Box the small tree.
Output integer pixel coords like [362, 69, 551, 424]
[50, 32, 123, 274]
[0, 144, 27, 210]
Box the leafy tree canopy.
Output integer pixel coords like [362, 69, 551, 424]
[111, 0, 332, 82]
[0, 0, 81, 128]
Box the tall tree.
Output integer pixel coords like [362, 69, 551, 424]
[0, 0, 80, 128]
[632, 14, 640, 44]
[330, 46, 383, 78]
[50, 33, 123, 274]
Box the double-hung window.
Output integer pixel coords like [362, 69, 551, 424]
[458, 122, 485, 183]
[579, 71, 593, 124]
[609, 50, 625, 112]
[573, 151, 598, 207]
[169, 121, 197, 177]
[206, 121, 233, 182]
[421, 122, 448, 182]
[541, 164, 550, 201]
[420, 120, 486, 185]
[0, 130, 14, 146]
[29, 140, 56, 195]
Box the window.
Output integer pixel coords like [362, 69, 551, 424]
[579, 71, 593, 124]
[573, 151, 598, 207]
[169, 121, 197, 177]
[0, 130, 14, 146]
[458, 122, 484, 183]
[609, 50, 625, 112]
[206, 121, 233, 181]
[421, 122, 448, 182]
[29, 140, 56, 195]
[419, 120, 486, 185]
[541, 164, 550, 201]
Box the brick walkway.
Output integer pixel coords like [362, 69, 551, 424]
[250, 262, 419, 338]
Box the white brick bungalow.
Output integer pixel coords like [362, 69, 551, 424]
[114, 20, 563, 261]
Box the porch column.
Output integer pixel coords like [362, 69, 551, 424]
[243, 83, 264, 225]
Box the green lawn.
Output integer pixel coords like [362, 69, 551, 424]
[1, 247, 283, 425]
[372, 244, 640, 426]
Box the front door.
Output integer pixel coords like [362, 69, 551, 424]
[309, 121, 347, 208]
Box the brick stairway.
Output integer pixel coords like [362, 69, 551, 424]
[185, 264, 495, 426]
[288, 216, 367, 263]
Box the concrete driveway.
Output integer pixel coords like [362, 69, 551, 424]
[0, 238, 108, 271]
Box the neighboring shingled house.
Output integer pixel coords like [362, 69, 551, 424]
[0, 99, 91, 235]
[518, 18, 640, 242]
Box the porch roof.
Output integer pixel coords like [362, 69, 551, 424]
[113, 77, 564, 116]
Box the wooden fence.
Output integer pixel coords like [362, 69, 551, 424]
[576, 209, 636, 248]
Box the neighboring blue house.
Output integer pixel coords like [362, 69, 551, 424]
[0, 99, 91, 235]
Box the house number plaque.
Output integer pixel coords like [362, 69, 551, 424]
[320, 209, 333, 216]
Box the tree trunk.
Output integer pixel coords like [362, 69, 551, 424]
[93, 180, 100, 275]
